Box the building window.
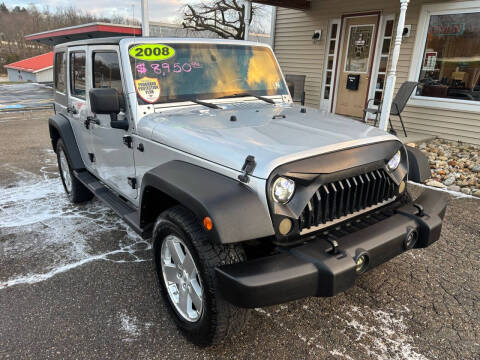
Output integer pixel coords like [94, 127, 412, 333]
[54, 52, 65, 93]
[320, 19, 341, 111]
[92, 52, 123, 94]
[323, 22, 338, 100]
[373, 19, 394, 105]
[70, 52, 86, 99]
[417, 11, 480, 103]
[344, 25, 375, 73]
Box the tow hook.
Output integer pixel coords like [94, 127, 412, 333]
[325, 238, 339, 255]
[413, 203, 424, 217]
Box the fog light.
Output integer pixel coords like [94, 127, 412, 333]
[278, 218, 292, 235]
[404, 227, 418, 249]
[399, 180, 406, 194]
[355, 254, 369, 274]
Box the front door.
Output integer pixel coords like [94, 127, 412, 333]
[89, 46, 137, 201]
[336, 15, 378, 118]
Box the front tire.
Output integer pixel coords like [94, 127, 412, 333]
[153, 205, 250, 346]
[56, 139, 93, 203]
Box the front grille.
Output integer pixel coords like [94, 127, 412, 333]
[299, 168, 398, 231]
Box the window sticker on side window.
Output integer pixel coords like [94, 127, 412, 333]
[135, 77, 161, 103]
[129, 44, 175, 61]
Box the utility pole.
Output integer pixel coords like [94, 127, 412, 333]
[141, 0, 149, 37]
[244, 0, 251, 40]
[378, 0, 409, 131]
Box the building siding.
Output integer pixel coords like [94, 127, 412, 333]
[35, 68, 53, 83]
[274, 0, 480, 145]
[7, 68, 36, 82]
[6, 67, 52, 83]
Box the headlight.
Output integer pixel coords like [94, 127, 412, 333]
[272, 177, 295, 204]
[387, 151, 401, 171]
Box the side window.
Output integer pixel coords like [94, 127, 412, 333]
[70, 51, 86, 99]
[93, 52, 123, 95]
[54, 52, 65, 93]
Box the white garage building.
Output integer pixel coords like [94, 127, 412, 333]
[4, 52, 53, 83]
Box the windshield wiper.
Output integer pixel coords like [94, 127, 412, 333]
[190, 99, 221, 109]
[217, 93, 275, 104]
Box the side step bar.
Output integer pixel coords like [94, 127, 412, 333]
[74, 170, 152, 238]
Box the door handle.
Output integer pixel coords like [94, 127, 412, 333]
[67, 105, 78, 114]
[85, 116, 100, 129]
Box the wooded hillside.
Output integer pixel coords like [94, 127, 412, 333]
[0, 3, 136, 73]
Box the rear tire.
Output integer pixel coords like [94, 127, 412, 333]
[56, 139, 93, 203]
[153, 205, 250, 346]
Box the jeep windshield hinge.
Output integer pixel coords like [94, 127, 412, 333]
[127, 177, 137, 189]
[238, 155, 256, 184]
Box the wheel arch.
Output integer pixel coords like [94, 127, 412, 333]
[48, 114, 85, 170]
[406, 146, 430, 183]
[139, 161, 275, 244]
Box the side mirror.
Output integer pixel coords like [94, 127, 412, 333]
[89, 88, 128, 131]
[89, 88, 120, 114]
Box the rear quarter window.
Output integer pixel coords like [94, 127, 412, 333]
[54, 52, 66, 93]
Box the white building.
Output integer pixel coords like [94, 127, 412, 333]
[4, 52, 53, 83]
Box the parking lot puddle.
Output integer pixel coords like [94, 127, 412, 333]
[0, 151, 151, 289]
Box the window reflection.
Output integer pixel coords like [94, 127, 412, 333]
[418, 12, 480, 102]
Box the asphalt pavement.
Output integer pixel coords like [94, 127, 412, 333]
[0, 83, 53, 111]
[0, 110, 479, 360]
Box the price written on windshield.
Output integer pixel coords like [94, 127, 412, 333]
[136, 62, 202, 76]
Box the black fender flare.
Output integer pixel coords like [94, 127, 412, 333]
[48, 114, 85, 170]
[140, 161, 275, 244]
[406, 146, 430, 183]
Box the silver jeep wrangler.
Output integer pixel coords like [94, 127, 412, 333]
[49, 37, 447, 346]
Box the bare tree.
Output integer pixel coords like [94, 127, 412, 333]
[182, 0, 262, 39]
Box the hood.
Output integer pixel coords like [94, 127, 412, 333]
[137, 102, 398, 179]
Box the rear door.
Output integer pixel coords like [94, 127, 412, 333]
[89, 46, 137, 201]
[66, 46, 95, 170]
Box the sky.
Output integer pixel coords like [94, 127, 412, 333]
[3, 0, 188, 23]
[2, 0, 271, 27]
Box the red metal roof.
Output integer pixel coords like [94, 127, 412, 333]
[4, 52, 54, 73]
[25, 22, 142, 46]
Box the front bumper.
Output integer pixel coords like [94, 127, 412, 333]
[216, 189, 448, 308]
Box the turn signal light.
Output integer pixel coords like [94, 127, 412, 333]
[203, 217, 213, 231]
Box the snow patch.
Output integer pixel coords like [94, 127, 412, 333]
[119, 312, 153, 342]
[0, 151, 150, 290]
[341, 305, 429, 360]
[329, 349, 355, 360]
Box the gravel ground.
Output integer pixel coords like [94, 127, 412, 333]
[416, 139, 480, 197]
[0, 111, 479, 360]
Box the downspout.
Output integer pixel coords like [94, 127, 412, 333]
[378, 0, 409, 131]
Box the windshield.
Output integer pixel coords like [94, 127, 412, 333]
[129, 43, 288, 105]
